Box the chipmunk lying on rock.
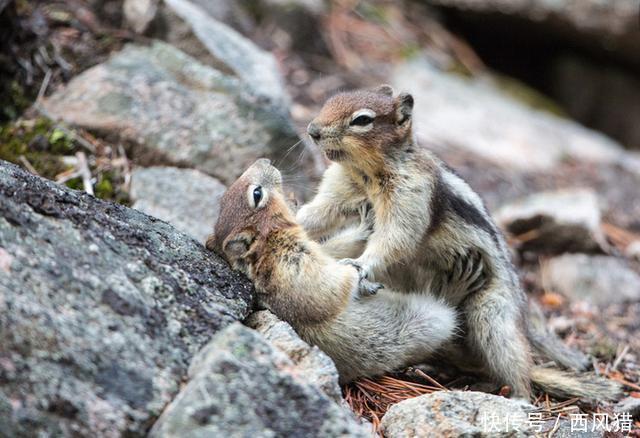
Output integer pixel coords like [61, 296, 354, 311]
[207, 159, 461, 383]
[296, 85, 621, 400]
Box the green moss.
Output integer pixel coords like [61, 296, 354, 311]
[94, 171, 131, 206]
[64, 177, 83, 191]
[95, 175, 114, 199]
[48, 128, 75, 154]
[0, 118, 76, 178]
[1, 118, 132, 205]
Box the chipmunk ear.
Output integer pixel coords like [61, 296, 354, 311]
[372, 84, 394, 96]
[395, 92, 414, 125]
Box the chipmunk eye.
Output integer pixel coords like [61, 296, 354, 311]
[350, 114, 374, 126]
[252, 186, 263, 206]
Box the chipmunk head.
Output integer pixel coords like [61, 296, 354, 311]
[206, 159, 294, 268]
[307, 85, 414, 164]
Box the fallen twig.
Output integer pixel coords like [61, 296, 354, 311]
[76, 151, 94, 196]
[18, 156, 40, 176]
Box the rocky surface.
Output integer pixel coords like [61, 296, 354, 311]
[42, 41, 316, 197]
[430, 0, 640, 62]
[541, 254, 640, 305]
[0, 160, 254, 436]
[615, 396, 640, 418]
[392, 59, 631, 172]
[550, 55, 640, 151]
[123, 0, 158, 34]
[130, 166, 225, 244]
[381, 391, 602, 437]
[495, 189, 607, 254]
[246, 310, 343, 403]
[150, 322, 369, 437]
[163, 0, 288, 108]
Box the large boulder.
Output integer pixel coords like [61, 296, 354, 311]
[130, 166, 226, 244]
[495, 189, 607, 254]
[381, 391, 602, 437]
[0, 160, 254, 436]
[42, 41, 316, 198]
[150, 323, 369, 437]
[541, 254, 640, 305]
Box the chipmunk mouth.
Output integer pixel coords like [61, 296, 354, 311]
[323, 149, 347, 161]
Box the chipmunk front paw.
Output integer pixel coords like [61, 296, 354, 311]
[339, 258, 383, 297]
[358, 278, 383, 297]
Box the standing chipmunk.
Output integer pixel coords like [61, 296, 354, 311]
[206, 158, 459, 383]
[296, 85, 621, 400]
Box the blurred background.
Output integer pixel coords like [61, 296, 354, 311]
[1, 0, 639, 423]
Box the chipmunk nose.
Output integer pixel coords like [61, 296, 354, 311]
[307, 122, 321, 141]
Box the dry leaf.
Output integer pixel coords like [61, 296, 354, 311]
[541, 292, 564, 308]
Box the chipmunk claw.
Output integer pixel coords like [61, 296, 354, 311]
[339, 258, 382, 297]
[359, 278, 383, 297]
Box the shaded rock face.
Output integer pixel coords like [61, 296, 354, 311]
[150, 323, 369, 437]
[130, 166, 226, 244]
[495, 189, 606, 254]
[550, 55, 640, 150]
[430, 0, 640, 66]
[0, 160, 254, 436]
[42, 41, 315, 197]
[541, 254, 640, 305]
[381, 391, 602, 438]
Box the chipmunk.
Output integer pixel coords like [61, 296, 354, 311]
[206, 158, 460, 383]
[296, 85, 621, 400]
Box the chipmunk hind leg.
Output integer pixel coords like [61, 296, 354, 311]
[463, 285, 533, 399]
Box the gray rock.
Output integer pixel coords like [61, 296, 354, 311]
[250, 0, 327, 52]
[246, 310, 343, 403]
[381, 391, 602, 437]
[392, 59, 629, 172]
[541, 254, 640, 305]
[130, 166, 225, 244]
[495, 189, 607, 254]
[615, 396, 640, 418]
[124, 0, 158, 33]
[0, 160, 254, 436]
[164, 0, 287, 108]
[149, 323, 369, 437]
[186, 0, 255, 36]
[42, 41, 315, 197]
